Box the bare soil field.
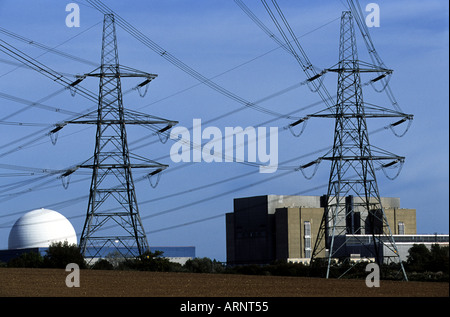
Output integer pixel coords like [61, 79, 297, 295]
[0, 268, 448, 297]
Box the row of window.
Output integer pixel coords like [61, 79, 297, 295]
[302, 221, 406, 257]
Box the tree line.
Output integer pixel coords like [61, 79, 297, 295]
[2, 241, 448, 282]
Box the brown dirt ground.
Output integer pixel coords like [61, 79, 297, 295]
[0, 268, 448, 297]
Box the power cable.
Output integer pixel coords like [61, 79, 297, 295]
[84, 0, 300, 120]
[0, 9, 339, 158]
[346, 0, 404, 113]
[146, 182, 329, 235]
[246, 0, 336, 111]
[0, 1, 408, 237]
[0, 22, 100, 79]
[0, 90, 82, 120]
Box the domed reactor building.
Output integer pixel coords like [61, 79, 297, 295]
[0, 208, 195, 265]
[0, 208, 77, 262]
[8, 208, 77, 249]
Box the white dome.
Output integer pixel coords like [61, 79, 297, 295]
[8, 208, 77, 249]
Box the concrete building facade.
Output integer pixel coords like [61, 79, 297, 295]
[275, 207, 325, 262]
[226, 194, 423, 265]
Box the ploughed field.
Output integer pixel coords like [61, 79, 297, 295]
[0, 268, 448, 297]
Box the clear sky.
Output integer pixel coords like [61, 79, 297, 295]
[0, 0, 448, 261]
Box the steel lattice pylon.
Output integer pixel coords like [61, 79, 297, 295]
[69, 14, 177, 261]
[309, 12, 409, 280]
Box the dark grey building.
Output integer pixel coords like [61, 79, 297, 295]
[226, 195, 325, 265]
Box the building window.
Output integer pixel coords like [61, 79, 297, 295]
[398, 222, 405, 235]
[304, 221, 311, 236]
[304, 221, 311, 258]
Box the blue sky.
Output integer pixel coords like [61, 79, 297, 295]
[0, 0, 448, 261]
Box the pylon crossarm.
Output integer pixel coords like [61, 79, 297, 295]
[327, 60, 392, 74]
[307, 104, 412, 120]
[83, 64, 157, 78]
[321, 155, 404, 162]
[79, 163, 167, 169]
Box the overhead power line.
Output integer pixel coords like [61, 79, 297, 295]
[0, 23, 100, 69]
[84, 0, 301, 121]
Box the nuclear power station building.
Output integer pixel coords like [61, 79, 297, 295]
[0, 208, 195, 265]
[226, 195, 447, 265]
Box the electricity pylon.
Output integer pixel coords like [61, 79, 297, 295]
[307, 11, 411, 280]
[67, 14, 177, 261]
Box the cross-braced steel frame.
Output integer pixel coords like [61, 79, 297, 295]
[309, 11, 409, 280]
[69, 14, 177, 261]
